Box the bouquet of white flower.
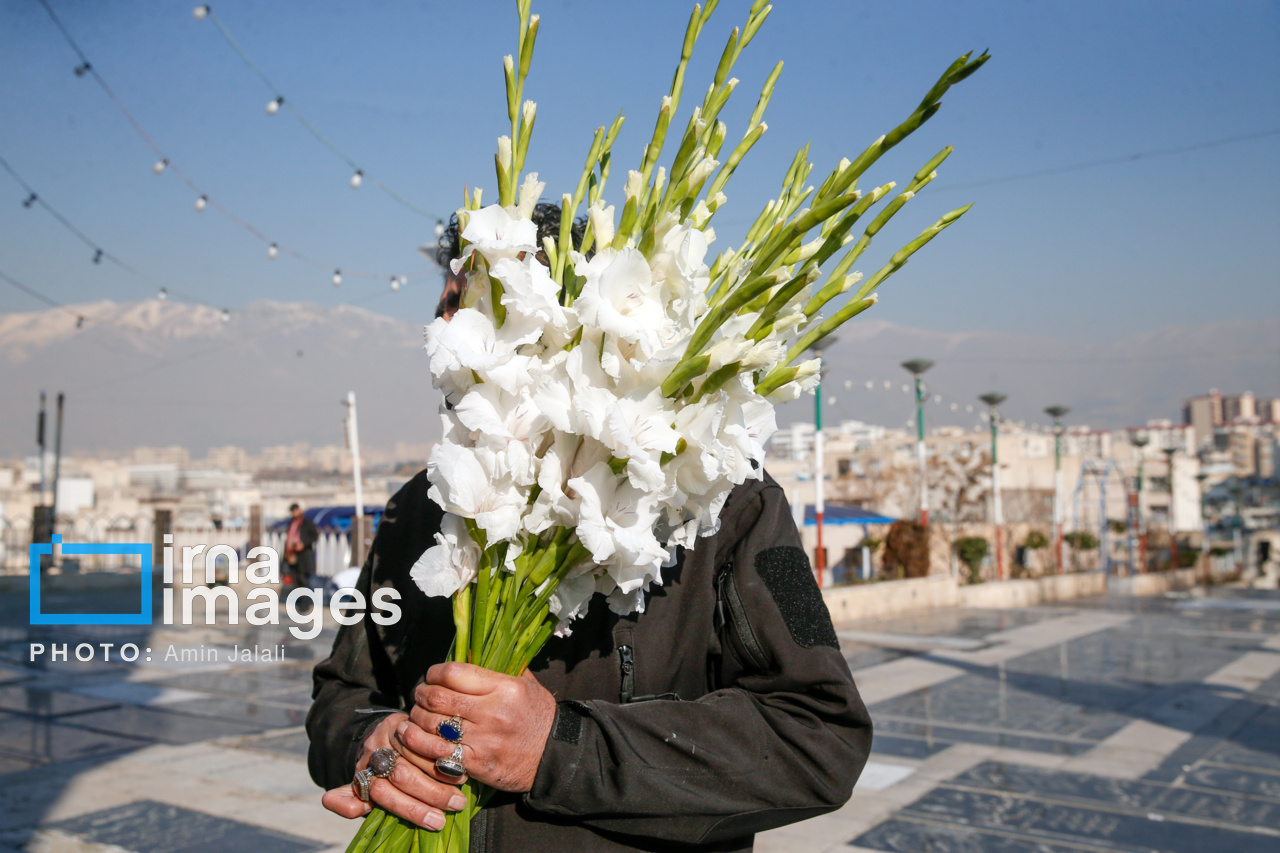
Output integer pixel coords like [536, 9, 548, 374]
[344, 1, 985, 850]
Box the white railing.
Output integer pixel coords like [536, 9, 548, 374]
[263, 529, 351, 578]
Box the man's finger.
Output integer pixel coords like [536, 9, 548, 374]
[321, 786, 372, 820]
[397, 719, 472, 785]
[369, 778, 446, 831]
[425, 661, 504, 695]
[414, 683, 477, 720]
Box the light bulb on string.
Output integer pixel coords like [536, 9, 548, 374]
[157, 287, 168, 300]
[195, 195, 208, 212]
[153, 158, 168, 175]
[22, 193, 37, 209]
[390, 276, 401, 292]
[267, 243, 278, 260]
[74, 63, 91, 77]
[434, 219, 445, 239]
[332, 269, 342, 287]
[883, 380, 891, 390]
[220, 308, 231, 323]
[193, 6, 210, 20]
[266, 97, 283, 115]
[92, 249, 102, 264]
[865, 381, 873, 390]
[950, 403, 958, 411]
[843, 380, 852, 390]
[934, 394, 942, 403]
[350, 170, 363, 189]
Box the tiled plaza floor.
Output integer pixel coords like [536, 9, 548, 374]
[1, 579, 1278, 851]
[758, 588, 1280, 852]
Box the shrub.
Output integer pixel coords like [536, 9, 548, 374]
[1023, 530, 1049, 550]
[954, 536, 990, 585]
[1064, 531, 1099, 551]
[882, 521, 930, 578]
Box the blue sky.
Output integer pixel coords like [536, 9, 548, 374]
[1, 0, 1277, 344]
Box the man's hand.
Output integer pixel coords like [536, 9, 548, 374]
[320, 712, 469, 831]
[400, 662, 557, 793]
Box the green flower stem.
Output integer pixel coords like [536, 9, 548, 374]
[783, 295, 877, 366]
[345, 807, 385, 853]
[452, 585, 471, 664]
[851, 203, 972, 302]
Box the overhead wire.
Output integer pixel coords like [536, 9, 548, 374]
[194, 5, 441, 222]
[0, 152, 223, 310]
[33, 0, 438, 287]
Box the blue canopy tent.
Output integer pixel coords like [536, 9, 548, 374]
[801, 504, 895, 583]
[268, 505, 386, 534]
[802, 504, 896, 525]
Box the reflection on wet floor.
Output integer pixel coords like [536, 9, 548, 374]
[838, 588, 1280, 853]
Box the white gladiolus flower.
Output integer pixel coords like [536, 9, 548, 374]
[457, 204, 538, 268]
[572, 248, 664, 356]
[427, 443, 525, 542]
[410, 514, 481, 598]
[568, 462, 667, 594]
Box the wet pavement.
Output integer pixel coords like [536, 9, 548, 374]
[1, 576, 1278, 851]
[760, 588, 1280, 852]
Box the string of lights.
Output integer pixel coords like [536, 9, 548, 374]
[0, 151, 227, 313]
[191, 4, 442, 222]
[34, 0, 442, 291]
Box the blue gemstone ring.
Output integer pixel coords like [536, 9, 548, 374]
[437, 716, 464, 743]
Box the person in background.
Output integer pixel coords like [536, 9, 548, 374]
[284, 502, 319, 590]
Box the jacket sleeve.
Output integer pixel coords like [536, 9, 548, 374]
[523, 478, 872, 844]
[305, 554, 402, 789]
[306, 472, 451, 790]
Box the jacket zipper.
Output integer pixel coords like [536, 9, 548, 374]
[618, 644, 636, 704]
[716, 560, 770, 672]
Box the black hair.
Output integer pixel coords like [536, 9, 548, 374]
[434, 203, 589, 270]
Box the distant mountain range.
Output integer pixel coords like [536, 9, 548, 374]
[0, 299, 1275, 457]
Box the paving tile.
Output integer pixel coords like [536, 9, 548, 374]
[900, 786, 1278, 852]
[853, 816, 1108, 852]
[0, 686, 119, 718]
[1188, 763, 1280, 800]
[59, 705, 268, 745]
[952, 761, 1280, 826]
[162, 695, 309, 730]
[0, 713, 145, 765]
[232, 729, 312, 760]
[49, 800, 325, 853]
[151, 671, 309, 699]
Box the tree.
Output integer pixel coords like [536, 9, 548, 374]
[954, 536, 990, 585]
[882, 520, 930, 578]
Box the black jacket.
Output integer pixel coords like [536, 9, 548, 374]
[307, 469, 871, 852]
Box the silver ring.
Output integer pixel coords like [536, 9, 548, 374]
[368, 747, 398, 779]
[435, 743, 466, 778]
[436, 716, 464, 743]
[353, 768, 374, 802]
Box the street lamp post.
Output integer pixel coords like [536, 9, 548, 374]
[1129, 431, 1149, 573]
[811, 338, 837, 587]
[1164, 446, 1179, 572]
[980, 393, 1007, 580]
[1045, 406, 1070, 575]
[902, 360, 935, 528]
[1196, 471, 1210, 583]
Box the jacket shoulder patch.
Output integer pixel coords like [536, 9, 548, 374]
[753, 546, 839, 649]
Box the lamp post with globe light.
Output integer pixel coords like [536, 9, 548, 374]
[980, 393, 1007, 580]
[1044, 406, 1070, 574]
[902, 360, 935, 528]
[1129, 431, 1149, 572]
[810, 337, 838, 587]
[1163, 446, 1179, 571]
